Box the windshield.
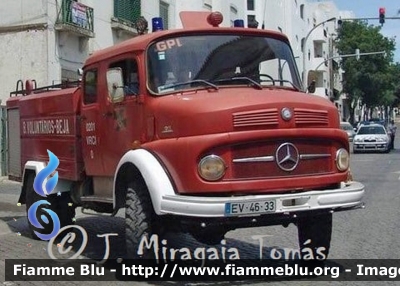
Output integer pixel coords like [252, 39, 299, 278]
[357, 126, 386, 135]
[147, 34, 302, 94]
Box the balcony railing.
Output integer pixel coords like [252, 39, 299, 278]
[55, 0, 94, 38]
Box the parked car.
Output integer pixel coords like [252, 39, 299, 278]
[353, 124, 391, 153]
[340, 122, 356, 142]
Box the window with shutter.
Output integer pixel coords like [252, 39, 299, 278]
[160, 2, 169, 29]
[114, 0, 141, 24]
[247, 0, 254, 11]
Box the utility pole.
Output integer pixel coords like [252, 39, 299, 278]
[314, 50, 386, 72]
[328, 35, 334, 102]
[302, 17, 336, 90]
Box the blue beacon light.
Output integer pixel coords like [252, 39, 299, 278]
[152, 17, 164, 32]
[234, 19, 244, 27]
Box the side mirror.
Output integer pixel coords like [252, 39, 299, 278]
[307, 80, 316, 94]
[306, 71, 317, 94]
[77, 68, 83, 76]
[106, 68, 124, 103]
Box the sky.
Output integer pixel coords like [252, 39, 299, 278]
[331, 0, 400, 62]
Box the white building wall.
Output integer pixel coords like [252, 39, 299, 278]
[1, 30, 48, 98]
[214, 0, 245, 27]
[251, 0, 307, 79]
[169, 0, 245, 28]
[0, 0, 164, 101]
[0, 0, 49, 100]
[170, 0, 206, 28]
[141, 0, 161, 25]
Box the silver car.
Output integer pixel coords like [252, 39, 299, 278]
[340, 122, 356, 142]
[353, 124, 391, 153]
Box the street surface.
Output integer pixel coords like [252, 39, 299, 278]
[0, 135, 400, 285]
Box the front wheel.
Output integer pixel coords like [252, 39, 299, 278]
[125, 180, 160, 259]
[297, 213, 332, 260]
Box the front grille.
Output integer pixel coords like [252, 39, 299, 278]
[233, 108, 279, 128]
[230, 140, 332, 179]
[294, 108, 329, 126]
[232, 108, 329, 128]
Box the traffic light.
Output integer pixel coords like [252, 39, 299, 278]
[379, 7, 385, 24]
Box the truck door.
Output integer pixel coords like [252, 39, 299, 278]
[80, 67, 106, 175]
[100, 56, 143, 175]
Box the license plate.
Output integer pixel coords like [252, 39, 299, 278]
[225, 200, 276, 216]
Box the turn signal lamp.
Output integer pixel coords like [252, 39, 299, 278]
[152, 17, 164, 32]
[132, 140, 141, 149]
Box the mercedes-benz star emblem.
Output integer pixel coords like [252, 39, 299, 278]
[281, 107, 292, 121]
[276, 143, 299, 171]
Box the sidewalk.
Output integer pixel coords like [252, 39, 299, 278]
[0, 175, 21, 184]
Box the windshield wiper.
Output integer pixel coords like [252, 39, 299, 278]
[160, 79, 218, 91]
[264, 79, 301, 92]
[213, 77, 263, 90]
[232, 77, 263, 90]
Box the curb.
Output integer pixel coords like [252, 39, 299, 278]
[0, 176, 21, 184]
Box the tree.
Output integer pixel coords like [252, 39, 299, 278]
[388, 63, 400, 119]
[335, 20, 396, 123]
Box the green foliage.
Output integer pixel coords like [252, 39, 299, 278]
[390, 63, 400, 108]
[335, 20, 398, 121]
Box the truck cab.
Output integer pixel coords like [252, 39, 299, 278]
[7, 12, 364, 260]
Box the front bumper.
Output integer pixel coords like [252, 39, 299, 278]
[160, 181, 365, 217]
[354, 142, 389, 151]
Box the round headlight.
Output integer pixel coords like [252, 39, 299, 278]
[336, 148, 349, 171]
[198, 155, 226, 181]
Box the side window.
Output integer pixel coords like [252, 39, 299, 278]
[83, 69, 98, 104]
[109, 59, 139, 96]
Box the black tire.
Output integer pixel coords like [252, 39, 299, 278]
[297, 213, 332, 261]
[26, 174, 48, 240]
[125, 180, 159, 259]
[25, 174, 75, 240]
[51, 191, 76, 227]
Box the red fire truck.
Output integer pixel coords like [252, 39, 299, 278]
[7, 12, 364, 259]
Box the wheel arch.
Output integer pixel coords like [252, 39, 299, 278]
[18, 161, 47, 205]
[113, 149, 175, 215]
